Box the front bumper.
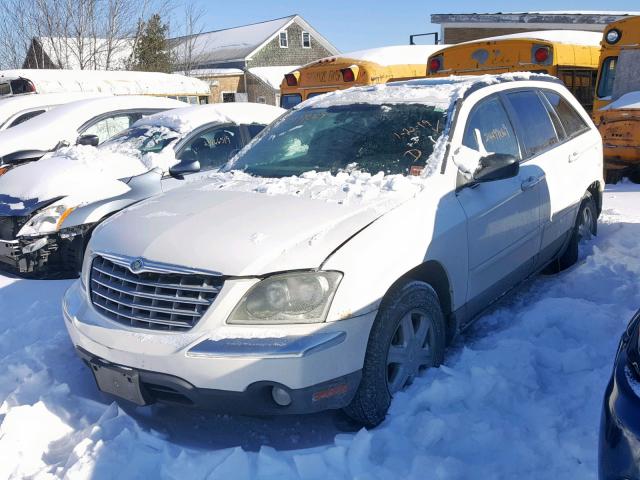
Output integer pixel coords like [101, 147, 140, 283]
[599, 317, 640, 480]
[63, 280, 376, 414]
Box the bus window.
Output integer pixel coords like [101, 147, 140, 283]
[558, 69, 597, 112]
[597, 57, 617, 99]
[199, 96, 209, 104]
[178, 96, 188, 103]
[307, 92, 328, 99]
[0, 83, 10, 96]
[281, 94, 302, 109]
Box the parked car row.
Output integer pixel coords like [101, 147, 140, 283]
[0, 68, 634, 479]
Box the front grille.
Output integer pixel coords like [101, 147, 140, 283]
[90, 255, 223, 331]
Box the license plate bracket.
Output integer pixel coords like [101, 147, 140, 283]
[90, 361, 147, 406]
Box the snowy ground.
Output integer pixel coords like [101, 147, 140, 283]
[1, 183, 639, 479]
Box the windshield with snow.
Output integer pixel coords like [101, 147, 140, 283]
[229, 103, 447, 177]
[99, 126, 180, 156]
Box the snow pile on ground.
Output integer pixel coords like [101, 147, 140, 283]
[603, 91, 640, 110]
[0, 184, 638, 479]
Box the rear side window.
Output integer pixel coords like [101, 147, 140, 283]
[505, 91, 558, 158]
[8, 109, 46, 128]
[542, 91, 589, 138]
[462, 96, 521, 160]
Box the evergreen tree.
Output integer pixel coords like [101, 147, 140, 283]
[133, 13, 171, 73]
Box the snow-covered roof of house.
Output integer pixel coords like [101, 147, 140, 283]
[171, 15, 339, 66]
[459, 30, 602, 46]
[32, 37, 134, 70]
[135, 103, 285, 133]
[432, 11, 640, 24]
[0, 70, 210, 96]
[247, 66, 299, 89]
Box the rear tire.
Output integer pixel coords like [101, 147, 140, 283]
[343, 281, 446, 428]
[628, 168, 640, 185]
[605, 169, 620, 184]
[553, 193, 597, 272]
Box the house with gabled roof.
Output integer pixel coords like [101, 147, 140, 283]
[171, 14, 340, 106]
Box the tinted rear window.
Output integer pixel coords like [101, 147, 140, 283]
[506, 91, 558, 158]
[543, 91, 589, 138]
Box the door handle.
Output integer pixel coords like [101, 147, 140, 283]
[568, 152, 580, 163]
[521, 175, 544, 191]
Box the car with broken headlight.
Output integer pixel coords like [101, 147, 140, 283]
[63, 73, 604, 427]
[0, 103, 284, 276]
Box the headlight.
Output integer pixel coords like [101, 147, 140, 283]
[17, 204, 75, 237]
[606, 29, 621, 44]
[227, 271, 342, 324]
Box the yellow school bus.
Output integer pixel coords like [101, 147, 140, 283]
[592, 16, 640, 183]
[279, 45, 446, 109]
[427, 31, 602, 112]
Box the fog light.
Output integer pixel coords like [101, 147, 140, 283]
[271, 386, 292, 406]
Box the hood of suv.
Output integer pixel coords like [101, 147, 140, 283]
[90, 175, 422, 276]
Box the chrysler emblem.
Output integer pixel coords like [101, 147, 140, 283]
[130, 258, 144, 273]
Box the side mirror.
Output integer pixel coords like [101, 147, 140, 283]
[473, 153, 519, 183]
[77, 134, 100, 147]
[169, 151, 201, 178]
[1, 149, 48, 165]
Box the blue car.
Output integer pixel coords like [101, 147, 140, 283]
[600, 309, 640, 480]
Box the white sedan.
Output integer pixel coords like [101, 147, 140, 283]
[0, 103, 284, 276]
[0, 95, 187, 165]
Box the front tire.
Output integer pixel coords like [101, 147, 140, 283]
[343, 281, 446, 427]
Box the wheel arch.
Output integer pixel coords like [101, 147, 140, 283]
[384, 260, 456, 340]
[587, 180, 602, 216]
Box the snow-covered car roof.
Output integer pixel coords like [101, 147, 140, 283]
[458, 30, 602, 47]
[0, 92, 106, 128]
[0, 95, 187, 158]
[298, 72, 554, 109]
[134, 103, 286, 133]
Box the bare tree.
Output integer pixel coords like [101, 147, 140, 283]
[0, 0, 173, 70]
[172, 2, 207, 75]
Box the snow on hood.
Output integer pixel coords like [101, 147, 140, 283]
[92, 170, 427, 276]
[134, 103, 285, 134]
[603, 91, 640, 110]
[0, 145, 147, 212]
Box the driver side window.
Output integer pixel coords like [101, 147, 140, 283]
[82, 113, 141, 144]
[178, 126, 241, 171]
[462, 96, 521, 160]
